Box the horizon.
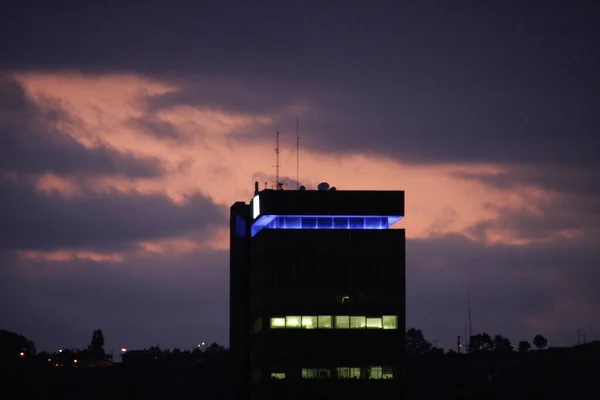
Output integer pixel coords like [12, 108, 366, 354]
[1, 0, 599, 353]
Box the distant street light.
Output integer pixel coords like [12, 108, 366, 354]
[59, 349, 63, 353]
[121, 348, 127, 352]
[19, 352, 25, 357]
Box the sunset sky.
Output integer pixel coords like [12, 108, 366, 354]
[1, 0, 598, 353]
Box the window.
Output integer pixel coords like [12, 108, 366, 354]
[350, 316, 366, 329]
[318, 316, 332, 328]
[270, 318, 285, 328]
[383, 367, 393, 379]
[302, 316, 317, 329]
[302, 368, 331, 379]
[337, 367, 361, 379]
[271, 373, 286, 379]
[382, 316, 397, 330]
[367, 366, 383, 379]
[269, 315, 398, 330]
[286, 316, 302, 328]
[366, 317, 382, 329]
[335, 316, 350, 329]
[254, 317, 262, 333]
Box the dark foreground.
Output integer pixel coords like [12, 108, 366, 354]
[2, 344, 598, 399]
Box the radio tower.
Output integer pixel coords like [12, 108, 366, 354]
[274, 131, 283, 190]
[296, 117, 300, 190]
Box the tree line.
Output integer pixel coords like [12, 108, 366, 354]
[406, 327, 549, 355]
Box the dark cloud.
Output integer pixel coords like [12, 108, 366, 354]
[126, 116, 187, 143]
[454, 166, 600, 201]
[407, 233, 600, 350]
[2, 1, 598, 166]
[0, 249, 229, 353]
[454, 166, 600, 242]
[0, 76, 164, 178]
[0, 176, 226, 251]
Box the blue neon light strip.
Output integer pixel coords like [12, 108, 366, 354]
[251, 215, 403, 237]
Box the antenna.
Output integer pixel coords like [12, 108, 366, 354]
[468, 276, 473, 345]
[296, 117, 300, 190]
[274, 131, 283, 190]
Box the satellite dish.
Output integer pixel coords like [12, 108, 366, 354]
[329, 186, 336, 191]
[299, 185, 306, 191]
[317, 182, 330, 191]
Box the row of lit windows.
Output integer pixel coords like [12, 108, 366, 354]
[270, 367, 393, 380]
[269, 315, 398, 330]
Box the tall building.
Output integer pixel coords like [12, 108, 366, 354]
[230, 183, 405, 400]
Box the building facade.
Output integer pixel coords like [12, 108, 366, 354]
[230, 185, 405, 399]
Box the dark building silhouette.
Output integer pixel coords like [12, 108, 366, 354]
[230, 184, 405, 399]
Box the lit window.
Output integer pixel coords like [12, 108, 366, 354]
[337, 367, 361, 379]
[286, 316, 302, 328]
[382, 316, 397, 330]
[368, 366, 383, 379]
[302, 316, 317, 329]
[302, 368, 331, 379]
[366, 317, 382, 329]
[383, 367, 393, 379]
[318, 316, 332, 328]
[270, 318, 285, 328]
[350, 316, 366, 329]
[341, 295, 350, 304]
[335, 316, 350, 329]
[271, 373, 286, 379]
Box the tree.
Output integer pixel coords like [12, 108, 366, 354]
[492, 334, 513, 353]
[88, 329, 105, 358]
[533, 334, 548, 350]
[405, 328, 432, 355]
[207, 342, 225, 353]
[0, 329, 36, 364]
[518, 340, 531, 353]
[469, 333, 493, 353]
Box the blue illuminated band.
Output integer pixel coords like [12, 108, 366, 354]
[251, 215, 403, 237]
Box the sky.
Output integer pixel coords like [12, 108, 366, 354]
[1, 0, 599, 354]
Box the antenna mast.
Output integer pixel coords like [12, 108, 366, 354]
[296, 117, 300, 190]
[274, 131, 283, 190]
[467, 275, 473, 349]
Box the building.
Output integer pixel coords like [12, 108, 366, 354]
[230, 183, 405, 400]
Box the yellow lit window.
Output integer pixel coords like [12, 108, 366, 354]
[270, 318, 285, 328]
[271, 372, 286, 379]
[366, 317, 382, 329]
[368, 366, 383, 379]
[302, 316, 317, 329]
[302, 368, 331, 379]
[286, 316, 302, 328]
[382, 315, 397, 329]
[350, 316, 366, 329]
[337, 367, 361, 379]
[318, 316, 332, 328]
[335, 316, 350, 329]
